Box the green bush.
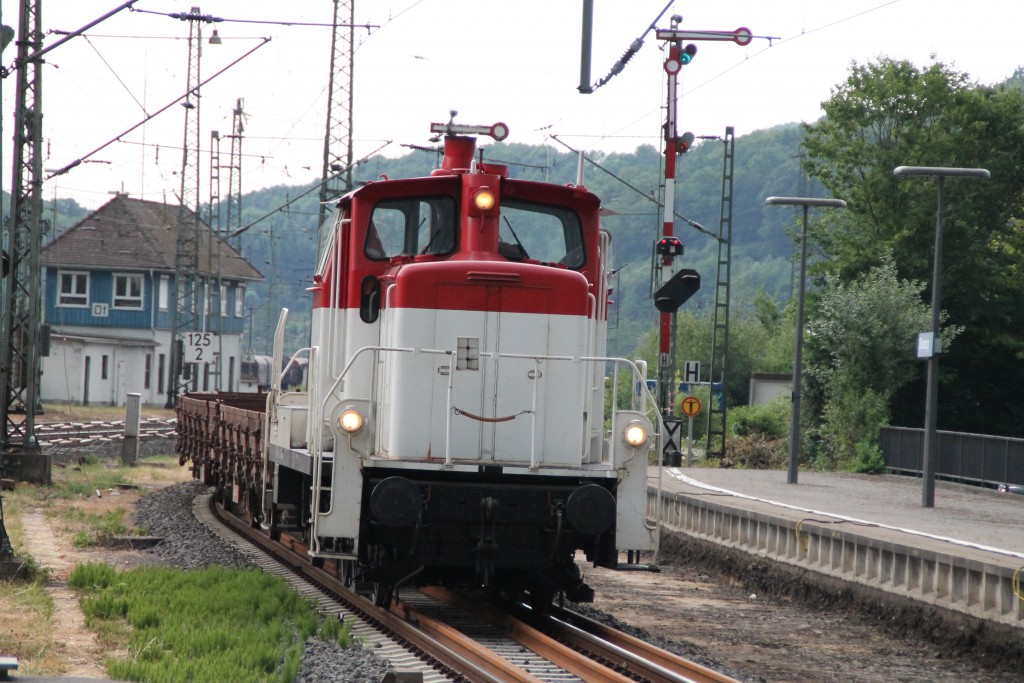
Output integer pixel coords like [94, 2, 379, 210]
[852, 440, 886, 474]
[820, 381, 890, 471]
[723, 435, 787, 469]
[729, 396, 789, 440]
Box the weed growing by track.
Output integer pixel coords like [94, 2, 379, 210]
[70, 562, 353, 683]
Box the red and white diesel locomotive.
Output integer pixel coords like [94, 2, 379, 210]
[178, 121, 661, 609]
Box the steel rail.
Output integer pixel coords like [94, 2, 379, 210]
[423, 586, 739, 683]
[388, 596, 547, 683]
[422, 587, 636, 683]
[547, 605, 738, 683]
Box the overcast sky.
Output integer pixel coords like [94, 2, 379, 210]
[1, 0, 1019, 210]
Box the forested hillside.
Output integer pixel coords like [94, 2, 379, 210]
[221, 121, 816, 358]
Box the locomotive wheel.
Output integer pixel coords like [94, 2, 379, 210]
[246, 483, 263, 528]
[266, 506, 281, 541]
[527, 585, 556, 615]
[353, 547, 395, 609]
[353, 577, 393, 608]
[371, 583, 393, 609]
[352, 570, 393, 609]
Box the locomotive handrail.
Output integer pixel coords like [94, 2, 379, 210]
[280, 347, 311, 389]
[309, 344, 419, 554]
[472, 352, 583, 471]
[580, 355, 665, 536]
[271, 309, 289, 392]
[314, 343, 449, 457]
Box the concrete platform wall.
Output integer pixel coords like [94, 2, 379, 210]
[651, 490, 1024, 630]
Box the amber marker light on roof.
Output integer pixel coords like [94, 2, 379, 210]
[473, 188, 495, 211]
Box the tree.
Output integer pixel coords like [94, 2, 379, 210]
[803, 256, 941, 470]
[801, 58, 1024, 437]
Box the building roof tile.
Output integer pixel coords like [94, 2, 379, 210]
[41, 195, 262, 281]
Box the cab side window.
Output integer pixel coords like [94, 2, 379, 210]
[365, 196, 457, 260]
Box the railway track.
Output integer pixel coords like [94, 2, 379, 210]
[201, 492, 742, 683]
[28, 418, 177, 446]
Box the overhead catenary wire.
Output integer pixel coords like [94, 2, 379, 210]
[551, 2, 897, 148]
[549, 134, 717, 241]
[115, 138, 275, 162]
[229, 140, 391, 239]
[45, 37, 272, 181]
[2, 0, 138, 75]
[81, 34, 147, 115]
[128, 6, 378, 32]
[29, 1, 912, 214]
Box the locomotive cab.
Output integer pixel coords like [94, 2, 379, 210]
[260, 121, 661, 608]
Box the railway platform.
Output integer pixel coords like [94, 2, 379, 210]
[651, 467, 1024, 631]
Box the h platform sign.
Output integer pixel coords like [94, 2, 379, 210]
[683, 360, 701, 385]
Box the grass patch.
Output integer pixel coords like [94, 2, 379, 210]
[39, 402, 176, 422]
[0, 453, 190, 673]
[55, 507, 131, 548]
[47, 462, 138, 501]
[69, 563, 352, 683]
[0, 578, 58, 663]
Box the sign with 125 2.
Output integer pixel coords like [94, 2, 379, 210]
[184, 332, 218, 363]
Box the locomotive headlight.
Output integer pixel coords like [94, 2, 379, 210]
[339, 408, 364, 434]
[473, 187, 495, 211]
[622, 420, 648, 448]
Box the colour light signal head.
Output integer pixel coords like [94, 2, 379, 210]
[656, 236, 684, 257]
[679, 132, 695, 154]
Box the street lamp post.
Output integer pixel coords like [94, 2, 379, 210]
[765, 196, 847, 485]
[893, 166, 990, 508]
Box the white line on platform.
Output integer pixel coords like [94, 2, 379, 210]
[667, 469, 1024, 561]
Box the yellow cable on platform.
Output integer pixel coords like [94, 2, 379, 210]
[794, 518, 882, 556]
[795, 519, 809, 553]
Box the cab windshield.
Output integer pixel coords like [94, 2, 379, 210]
[498, 199, 585, 268]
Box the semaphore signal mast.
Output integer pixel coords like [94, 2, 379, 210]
[650, 16, 751, 464]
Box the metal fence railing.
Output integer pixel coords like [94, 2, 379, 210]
[880, 426, 1024, 488]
